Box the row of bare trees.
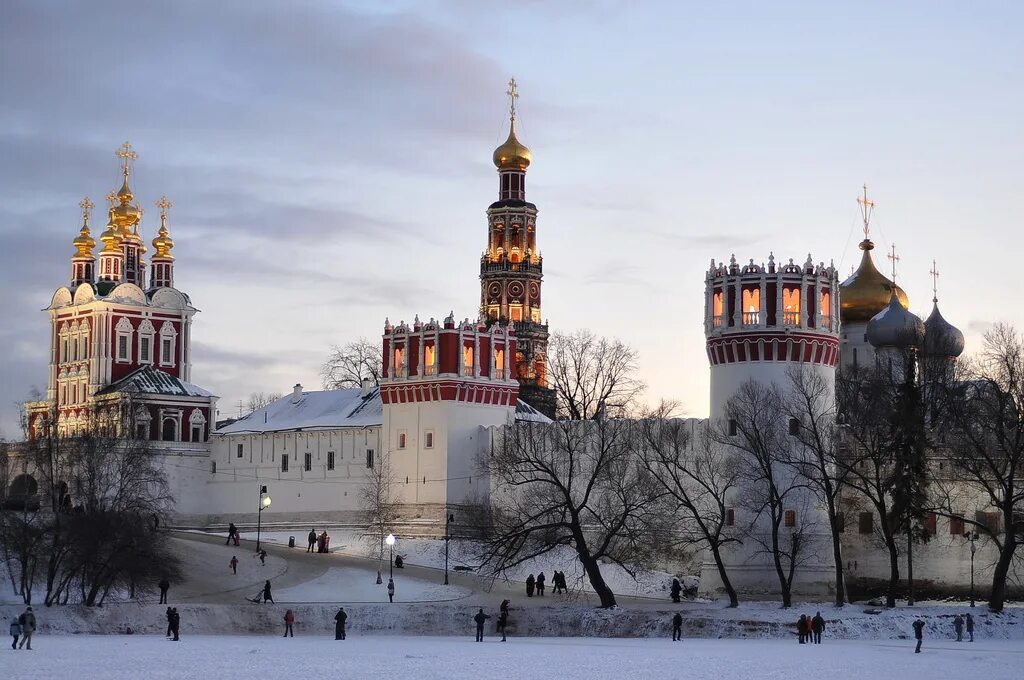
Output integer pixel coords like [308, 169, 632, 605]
[0, 401, 181, 606]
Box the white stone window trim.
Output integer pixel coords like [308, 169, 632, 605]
[159, 321, 178, 367]
[138, 319, 155, 365]
[115, 317, 134, 363]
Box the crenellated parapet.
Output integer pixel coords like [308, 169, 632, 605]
[704, 253, 841, 368]
[380, 313, 519, 406]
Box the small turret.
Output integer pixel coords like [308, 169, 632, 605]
[71, 197, 96, 286]
[150, 196, 175, 289]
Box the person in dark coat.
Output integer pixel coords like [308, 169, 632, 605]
[283, 609, 295, 637]
[307, 529, 317, 553]
[497, 608, 509, 642]
[229, 556, 239, 575]
[334, 607, 348, 640]
[954, 614, 963, 641]
[670, 578, 682, 604]
[553, 571, 565, 594]
[165, 607, 174, 638]
[258, 549, 267, 566]
[11, 617, 21, 650]
[811, 612, 825, 644]
[473, 608, 491, 642]
[526, 574, 535, 597]
[262, 580, 274, 604]
[672, 612, 683, 641]
[387, 578, 395, 603]
[226, 523, 238, 545]
[16, 607, 35, 650]
[797, 614, 808, 644]
[965, 613, 974, 642]
[536, 572, 545, 596]
[169, 608, 180, 641]
[395, 554, 404, 569]
[158, 579, 170, 604]
[913, 618, 925, 653]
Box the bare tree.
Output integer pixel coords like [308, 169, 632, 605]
[361, 449, 399, 582]
[548, 330, 645, 420]
[246, 392, 283, 415]
[639, 406, 742, 606]
[938, 324, 1024, 611]
[783, 366, 849, 606]
[321, 338, 383, 390]
[476, 418, 662, 608]
[721, 380, 816, 608]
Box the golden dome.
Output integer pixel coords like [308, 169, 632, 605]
[151, 223, 174, 259]
[99, 210, 123, 254]
[493, 121, 531, 171]
[839, 239, 908, 323]
[72, 224, 96, 258]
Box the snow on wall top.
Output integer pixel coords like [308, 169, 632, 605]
[515, 399, 553, 423]
[216, 387, 383, 435]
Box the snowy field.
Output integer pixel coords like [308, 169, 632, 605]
[5, 635, 1022, 680]
[274, 567, 470, 603]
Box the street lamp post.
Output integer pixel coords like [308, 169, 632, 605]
[256, 485, 271, 552]
[965, 530, 977, 607]
[386, 533, 396, 579]
[444, 513, 454, 585]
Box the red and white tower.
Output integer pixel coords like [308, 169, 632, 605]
[480, 79, 556, 419]
[25, 143, 216, 446]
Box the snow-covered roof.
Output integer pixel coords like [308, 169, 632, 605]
[96, 365, 215, 398]
[515, 399, 552, 423]
[216, 387, 382, 435]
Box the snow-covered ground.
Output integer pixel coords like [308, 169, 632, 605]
[275, 567, 470, 603]
[4, 635, 1021, 680]
[234, 529, 696, 600]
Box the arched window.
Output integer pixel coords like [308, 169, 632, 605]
[189, 408, 207, 442]
[782, 287, 801, 325]
[162, 417, 178, 442]
[741, 288, 760, 325]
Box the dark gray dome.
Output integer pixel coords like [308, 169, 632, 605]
[867, 292, 925, 349]
[923, 302, 965, 358]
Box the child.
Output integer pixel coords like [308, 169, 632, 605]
[10, 618, 20, 650]
[230, 556, 239, 574]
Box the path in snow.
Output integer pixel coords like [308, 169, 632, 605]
[4, 635, 1021, 680]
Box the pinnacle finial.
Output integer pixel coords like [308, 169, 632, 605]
[506, 78, 519, 124]
[79, 196, 95, 227]
[887, 244, 900, 285]
[857, 183, 875, 240]
[116, 141, 138, 178]
[930, 259, 940, 303]
[156, 196, 173, 226]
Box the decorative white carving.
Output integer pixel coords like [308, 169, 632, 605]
[108, 283, 147, 304]
[51, 287, 73, 308]
[150, 288, 188, 310]
[72, 283, 95, 304]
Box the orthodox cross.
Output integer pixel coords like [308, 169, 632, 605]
[506, 77, 518, 123]
[79, 196, 94, 226]
[930, 259, 940, 303]
[155, 195, 173, 225]
[887, 244, 900, 283]
[105, 189, 117, 208]
[116, 141, 138, 177]
[857, 184, 875, 240]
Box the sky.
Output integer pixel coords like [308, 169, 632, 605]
[1, 0, 1022, 437]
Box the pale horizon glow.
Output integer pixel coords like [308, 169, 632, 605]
[1, 1, 1022, 436]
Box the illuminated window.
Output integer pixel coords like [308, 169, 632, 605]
[509, 305, 522, 321]
[712, 291, 724, 327]
[495, 348, 505, 373]
[530, 308, 541, 322]
[820, 290, 831, 318]
[463, 345, 474, 375]
[741, 288, 760, 324]
[393, 347, 404, 377]
[783, 287, 801, 325]
[424, 344, 435, 368]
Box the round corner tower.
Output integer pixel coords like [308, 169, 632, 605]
[705, 253, 841, 419]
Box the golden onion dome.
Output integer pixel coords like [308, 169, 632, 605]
[493, 121, 531, 171]
[151, 223, 175, 259]
[72, 224, 96, 258]
[112, 177, 142, 233]
[839, 239, 908, 323]
[99, 211, 123, 254]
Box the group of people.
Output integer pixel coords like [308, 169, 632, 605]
[474, 600, 512, 642]
[307, 529, 331, 553]
[9, 607, 35, 650]
[164, 607, 181, 641]
[953, 613, 975, 642]
[225, 523, 240, 546]
[525, 571, 567, 597]
[796, 612, 826, 644]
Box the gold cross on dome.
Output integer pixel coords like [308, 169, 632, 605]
[888, 244, 900, 282]
[506, 78, 518, 122]
[930, 259, 940, 302]
[116, 141, 138, 176]
[857, 184, 875, 240]
[79, 196, 94, 225]
[105, 189, 117, 207]
[155, 196, 173, 223]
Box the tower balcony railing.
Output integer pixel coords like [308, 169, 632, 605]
[462, 365, 474, 377]
[480, 259, 543, 276]
[424, 365, 437, 376]
[818, 315, 833, 331]
[712, 315, 723, 328]
[783, 311, 800, 326]
[742, 311, 760, 326]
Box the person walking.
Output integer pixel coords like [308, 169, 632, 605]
[387, 578, 395, 603]
[526, 574, 535, 598]
[536, 572, 545, 597]
[965, 613, 975, 642]
[552, 571, 564, 594]
[671, 612, 683, 642]
[913, 618, 925, 653]
[283, 609, 295, 637]
[954, 614, 964, 642]
[334, 607, 348, 640]
[165, 607, 174, 638]
[797, 614, 807, 644]
[158, 578, 170, 604]
[258, 549, 267, 566]
[307, 529, 317, 553]
[811, 612, 825, 644]
[474, 608, 491, 642]
[670, 577, 682, 604]
[226, 522, 238, 545]
[229, 556, 239, 574]
[169, 608, 180, 642]
[10, 617, 21, 650]
[262, 580, 274, 604]
[16, 607, 35, 650]
[497, 606, 509, 642]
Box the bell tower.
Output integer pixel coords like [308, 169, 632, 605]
[480, 79, 556, 418]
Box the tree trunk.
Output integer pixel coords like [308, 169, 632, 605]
[989, 537, 1015, 612]
[884, 533, 900, 608]
[575, 547, 616, 608]
[770, 522, 792, 608]
[827, 505, 846, 607]
[709, 543, 739, 608]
